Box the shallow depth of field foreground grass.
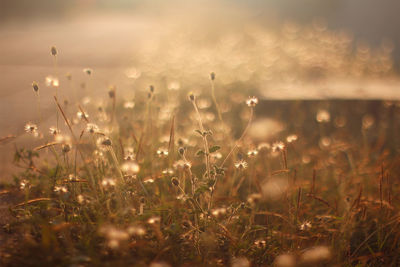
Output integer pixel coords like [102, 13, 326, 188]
[1, 53, 400, 266]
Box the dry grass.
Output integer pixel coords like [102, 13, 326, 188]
[1, 48, 400, 266]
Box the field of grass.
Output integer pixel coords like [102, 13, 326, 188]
[0, 50, 400, 266]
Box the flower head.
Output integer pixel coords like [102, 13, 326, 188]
[96, 136, 112, 151]
[25, 123, 38, 137]
[272, 141, 285, 152]
[49, 127, 60, 136]
[234, 160, 248, 170]
[246, 96, 258, 107]
[86, 123, 99, 134]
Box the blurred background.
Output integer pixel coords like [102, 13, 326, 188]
[0, 0, 399, 178]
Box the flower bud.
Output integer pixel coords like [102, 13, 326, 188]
[171, 177, 179, 186]
[51, 46, 57, 56]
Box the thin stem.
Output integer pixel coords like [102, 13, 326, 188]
[220, 107, 254, 168]
[109, 147, 124, 180]
[210, 79, 223, 123]
[53, 55, 59, 130]
[191, 100, 211, 182]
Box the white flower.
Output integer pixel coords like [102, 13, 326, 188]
[86, 123, 99, 134]
[234, 160, 248, 170]
[24, 123, 38, 135]
[246, 96, 258, 107]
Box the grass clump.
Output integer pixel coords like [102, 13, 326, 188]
[1, 64, 400, 267]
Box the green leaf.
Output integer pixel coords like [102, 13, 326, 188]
[196, 150, 205, 156]
[209, 146, 220, 153]
[194, 129, 203, 136]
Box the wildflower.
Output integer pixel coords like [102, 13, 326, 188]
[171, 177, 180, 186]
[32, 81, 39, 94]
[96, 136, 112, 151]
[108, 87, 116, 98]
[121, 160, 140, 175]
[210, 72, 216, 80]
[300, 220, 312, 231]
[62, 144, 71, 153]
[257, 142, 271, 151]
[162, 168, 174, 175]
[124, 153, 135, 161]
[286, 134, 298, 143]
[77, 111, 89, 120]
[173, 160, 192, 170]
[247, 149, 259, 158]
[45, 75, 59, 87]
[19, 179, 30, 190]
[24, 123, 38, 136]
[102, 178, 116, 187]
[156, 147, 169, 158]
[50, 46, 57, 56]
[123, 101, 135, 109]
[86, 123, 99, 134]
[316, 109, 330, 123]
[234, 160, 248, 170]
[83, 68, 92, 75]
[167, 81, 180, 91]
[188, 92, 195, 102]
[211, 152, 222, 161]
[246, 96, 258, 107]
[54, 185, 68, 193]
[254, 240, 267, 248]
[211, 207, 227, 217]
[124, 67, 141, 79]
[49, 127, 60, 136]
[147, 216, 160, 224]
[272, 141, 285, 152]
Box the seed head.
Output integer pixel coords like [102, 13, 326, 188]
[83, 68, 92, 75]
[210, 72, 216, 80]
[188, 92, 195, 102]
[108, 86, 116, 98]
[51, 46, 57, 56]
[178, 147, 185, 156]
[86, 123, 99, 134]
[32, 81, 39, 93]
[62, 144, 71, 153]
[49, 127, 60, 136]
[97, 136, 112, 151]
[171, 177, 180, 186]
